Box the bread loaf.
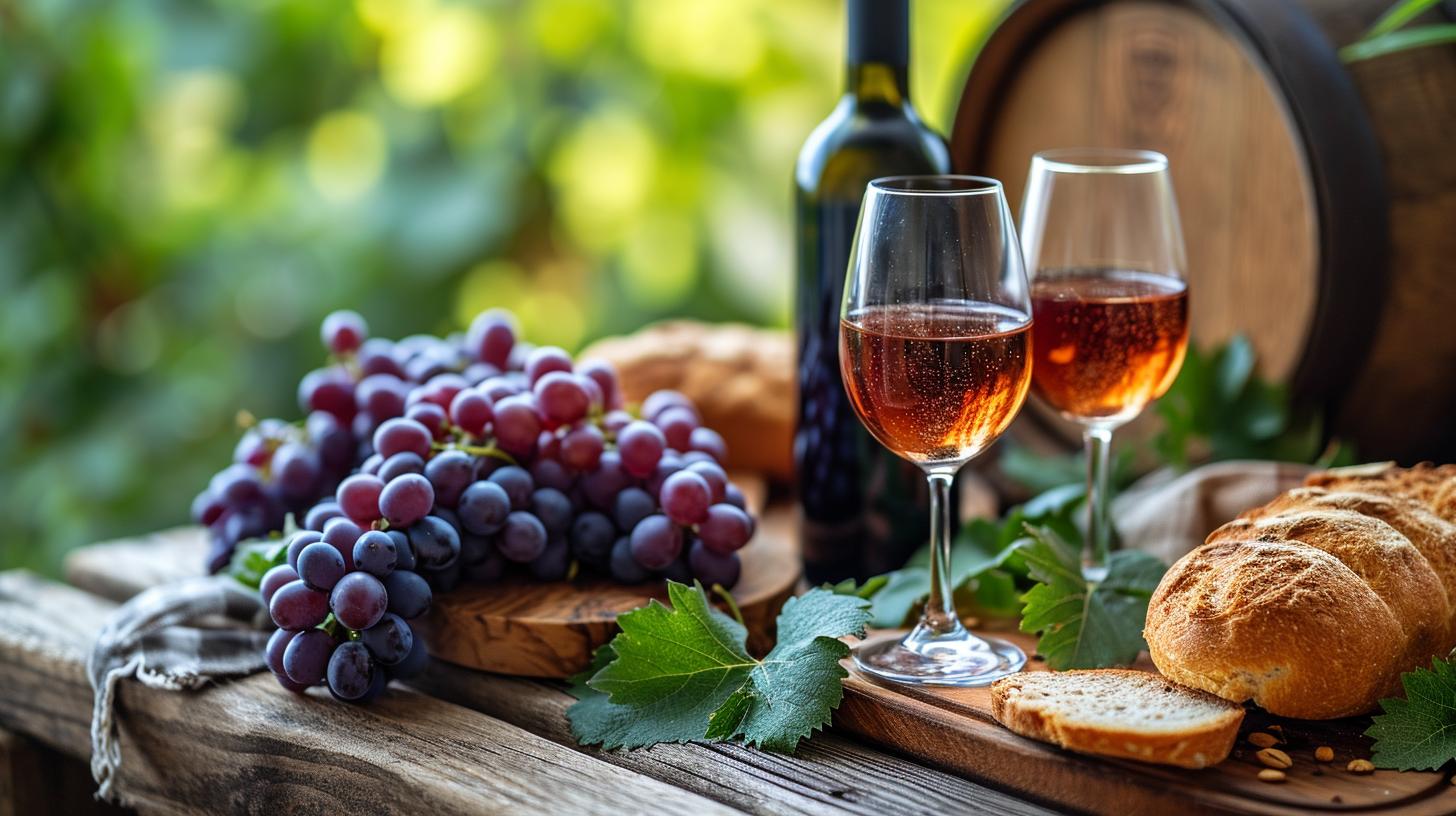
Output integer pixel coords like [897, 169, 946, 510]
[1146, 463, 1456, 719]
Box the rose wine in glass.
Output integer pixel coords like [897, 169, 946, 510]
[840, 176, 1032, 686]
[1020, 150, 1189, 580]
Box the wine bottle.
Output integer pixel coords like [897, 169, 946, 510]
[794, 0, 953, 584]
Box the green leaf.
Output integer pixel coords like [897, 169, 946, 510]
[1213, 335, 1255, 404]
[828, 576, 888, 600]
[1017, 524, 1167, 671]
[705, 590, 871, 752]
[868, 567, 932, 628]
[1362, 0, 1445, 40]
[1366, 658, 1456, 771]
[567, 584, 870, 753]
[1341, 24, 1456, 62]
[225, 536, 289, 590]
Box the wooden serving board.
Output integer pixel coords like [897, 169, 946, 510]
[835, 630, 1456, 816]
[417, 513, 800, 678]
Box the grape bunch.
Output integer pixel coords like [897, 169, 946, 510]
[201, 308, 759, 701]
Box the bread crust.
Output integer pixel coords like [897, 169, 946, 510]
[1304, 463, 1456, 524]
[990, 670, 1244, 769]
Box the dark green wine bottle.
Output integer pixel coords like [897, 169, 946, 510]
[794, 0, 953, 584]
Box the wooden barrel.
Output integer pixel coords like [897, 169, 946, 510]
[950, 0, 1456, 463]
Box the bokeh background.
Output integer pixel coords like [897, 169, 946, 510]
[0, 0, 1008, 575]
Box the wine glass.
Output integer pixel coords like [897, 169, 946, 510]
[1019, 148, 1189, 581]
[839, 175, 1032, 686]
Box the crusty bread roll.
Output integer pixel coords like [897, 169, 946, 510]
[1146, 463, 1456, 719]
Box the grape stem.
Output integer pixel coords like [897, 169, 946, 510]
[434, 441, 517, 466]
[712, 583, 745, 628]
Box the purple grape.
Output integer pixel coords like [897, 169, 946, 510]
[457, 480, 512, 535]
[507, 340, 535, 371]
[327, 641, 376, 700]
[467, 311, 516, 369]
[629, 515, 683, 570]
[379, 451, 426, 483]
[524, 346, 574, 386]
[382, 569, 433, 619]
[560, 424, 605, 471]
[387, 630, 430, 680]
[581, 450, 635, 510]
[261, 564, 300, 605]
[415, 373, 470, 411]
[480, 376, 522, 404]
[464, 544, 506, 584]
[686, 461, 728, 504]
[496, 511, 548, 562]
[424, 450, 474, 508]
[234, 428, 274, 467]
[373, 418, 433, 460]
[307, 410, 354, 472]
[358, 338, 406, 379]
[298, 366, 356, 422]
[659, 471, 711, 526]
[356, 373, 409, 421]
[660, 548, 692, 583]
[530, 488, 575, 536]
[284, 628, 337, 685]
[533, 371, 590, 426]
[689, 540, 741, 588]
[331, 572, 388, 631]
[322, 517, 364, 566]
[360, 613, 413, 665]
[192, 490, 225, 526]
[304, 502, 345, 532]
[450, 389, 493, 436]
[655, 406, 699, 452]
[353, 530, 398, 578]
[618, 421, 666, 478]
[379, 473, 434, 527]
[642, 390, 697, 423]
[488, 466, 535, 511]
[388, 529, 415, 571]
[575, 358, 620, 410]
[645, 455, 685, 499]
[697, 504, 753, 554]
[407, 515, 460, 570]
[612, 487, 657, 533]
[724, 482, 747, 510]
[460, 531, 492, 565]
[680, 450, 717, 467]
[297, 542, 347, 592]
[530, 457, 573, 492]
[421, 561, 462, 593]
[270, 580, 331, 631]
[492, 394, 542, 456]
[273, 671, 311, 694]
[432, 507, 463, 536]
[337, 473, 385, 525]
[570, 511, 616, 566]
[210, 464, 264, 504]
[405, 402, 450, 440]
[576, 374, 604, 412]
[688, 427, 728, 464]
[610, 536, 652, 583]
[266, 628, 296, 677]
[361, 453, 384, 475]
[322, 309, 368, 354]
[529, 535, 571, 581]
[286, 530, 323, 569]
[602, 410, 633, 435]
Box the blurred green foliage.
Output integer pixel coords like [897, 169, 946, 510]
[0, 0, 1006, 575]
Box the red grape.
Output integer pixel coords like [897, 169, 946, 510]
[688, 427, 727, 464]
[424, 450, 474, 508]
[654, 406, 699, 452]
[449, 389, 493, 436]
[686, 461, 728, 504]
[602, 409, 634, 436]
[356, 373, 409, 420]
[270, 580, 330, 631]
[467, 311, 516, 369]
[331, 572, 388, 631]
[492, 395, 543, 456]
[525, 346, 574, 386]
[629, 515, 683, 570]
[373, 418, 433, 460]
[575, 358, 620, 409]
[337, 473, 385, 524]
[379, 473, 434, 527]
[561, 424, 605, 471]
[497, 511, 548, 562]
[618, 421, 666, 478]
[266, 628, 296, 677]
[260, 564, 299, 605]
[286, 530, 323, 569]
[321, 518, 363, 571]
[378, 451, 425, 482]
[284, 628, 337, 685]
[688, 540, 741, 588]
[659, 471, 711, 526]
[697, 504, 752, 554]
[533, 371, 590, 426]
[298, 366, 356, 422]
[642, 390, 698, 423]
[581, 450, 635, 510]
[321, 310, 368, 354]
[405, 402, 450, 441]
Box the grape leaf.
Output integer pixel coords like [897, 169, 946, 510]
[704, 589, 871, 751]
[1366, 658, 1456, 771]
[1017, 524, 1166, 671]
[567, 582, 870, 753]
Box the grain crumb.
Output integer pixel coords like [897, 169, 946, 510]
[1267, 725, 1287, 742]
[1257, 748, 1293, 769]
[1248, 732, 1278, 748]
[1347, 759, 1375, 774]
[1258, 769, 1286, 783]
[1316, 746, 1334, 762]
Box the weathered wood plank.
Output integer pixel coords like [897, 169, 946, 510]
[0, 725, 133, 816]
[0, 571, 747, 816]
[65, 530, 1062, 816]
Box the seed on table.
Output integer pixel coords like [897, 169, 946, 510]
[1347, 759, 1375, 774]
[1257, 748, 1293, 769]
[1258, 769, 1286, 783]
[1248, 732, 1278, 748]
[1267, 724, 1286, 742]
[1315, 746, 1333, 762]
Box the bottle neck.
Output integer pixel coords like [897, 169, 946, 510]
[847, 61, 910, 107]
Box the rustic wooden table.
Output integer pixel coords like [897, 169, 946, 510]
[0, 529, 1063, 816]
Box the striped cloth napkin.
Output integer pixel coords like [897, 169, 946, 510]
[87, 577, 270, 802]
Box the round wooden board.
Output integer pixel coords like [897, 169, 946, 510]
[416, 519, 800, 678]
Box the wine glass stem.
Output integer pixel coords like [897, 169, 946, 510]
[1083, 427, 1114, 581]
[923, 471, 960, 634]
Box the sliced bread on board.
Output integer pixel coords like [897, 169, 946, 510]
[990, 670, 1245, 769]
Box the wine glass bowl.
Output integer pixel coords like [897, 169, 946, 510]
[1020, 148, 1189, 579]
[839, 175, 1032, 686]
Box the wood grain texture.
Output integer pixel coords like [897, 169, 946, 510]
[0, 571, 748, 816]
[0, 726, 132, 816]
[835, 630, 1456, 816]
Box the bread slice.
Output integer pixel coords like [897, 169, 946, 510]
[990, 670, 1244, 769]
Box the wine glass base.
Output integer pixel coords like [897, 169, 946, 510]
[853, 626, 1027, 687]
